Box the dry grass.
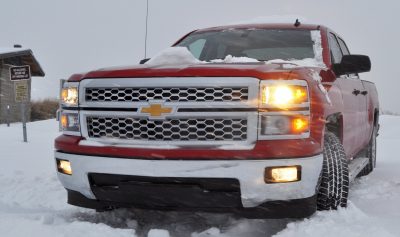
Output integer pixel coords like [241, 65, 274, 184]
[30, 99, 59, 121]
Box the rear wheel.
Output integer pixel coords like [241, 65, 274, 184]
[358, 126, 377, 177]
[317, 131, 349, 210]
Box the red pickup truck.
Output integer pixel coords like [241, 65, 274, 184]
[55, 22, 379, 218]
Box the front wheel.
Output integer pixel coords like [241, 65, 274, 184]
[317, 131, 349, 210]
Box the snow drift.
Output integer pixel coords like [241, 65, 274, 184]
[0, 116, 399, 236]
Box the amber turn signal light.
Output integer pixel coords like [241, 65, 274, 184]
[61, 114, 68, 129]
[264, 166, 301, 183]
[291, 116, 309, 134]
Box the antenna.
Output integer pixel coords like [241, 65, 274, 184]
[294, 19, 301, 27]
[144, 0, 149, 58]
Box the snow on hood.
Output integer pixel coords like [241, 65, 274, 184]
[146, 47, 261, 66]
[210, 55, 260, 63]
[265, 58, 321, 68]
[146, 29, 326, 69]
[145, 47, 202, 66]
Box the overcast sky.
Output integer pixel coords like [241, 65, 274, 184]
[1, 0, 399, 112]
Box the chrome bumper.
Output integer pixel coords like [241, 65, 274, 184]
[55, 151, 323, 208]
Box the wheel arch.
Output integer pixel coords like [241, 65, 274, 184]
[374, 108, 379, 128]
[325, 112, 343, 144]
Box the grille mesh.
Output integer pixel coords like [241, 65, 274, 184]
[85, 87, 248, 102]
[87, 117, 247, 141]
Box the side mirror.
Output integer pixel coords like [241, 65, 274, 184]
[139, 58, 150, 64]
[333, 55, 371, 76]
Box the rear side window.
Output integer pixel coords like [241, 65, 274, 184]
[337, 37, 350, 55]
[328, 33, 343, 64]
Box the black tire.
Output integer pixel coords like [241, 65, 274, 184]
[358, 126, 377, 177]
[317, 131, 349, 210]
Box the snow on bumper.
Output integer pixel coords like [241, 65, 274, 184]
[55, 151, 323, 208]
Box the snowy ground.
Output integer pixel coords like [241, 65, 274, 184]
[0, 116, 399, 237]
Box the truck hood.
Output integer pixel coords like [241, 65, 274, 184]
[68, 63, 322, 82]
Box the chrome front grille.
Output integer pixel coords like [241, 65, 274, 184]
[79, 77, 259, 148]
[85, 87, 249, 102]
[86, 116, 248, 141]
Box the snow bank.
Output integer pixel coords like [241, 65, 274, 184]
[1, 116, 400, 236]
[145, 47, 202, 66]
[148, 229, 170, 237]
[275, 203, 395, 237]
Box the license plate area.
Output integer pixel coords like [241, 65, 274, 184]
[89, 173, 242, 208]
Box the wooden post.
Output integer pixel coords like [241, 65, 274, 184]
[6, 105, 10, 127]
[21, 102, 27, 142]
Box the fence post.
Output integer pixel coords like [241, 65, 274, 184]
[21, 102, 27, 142]
[6, 105, 10, 127]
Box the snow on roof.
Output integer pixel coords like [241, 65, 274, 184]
[0, 47, 45, 77]
[0, 47, 30, 56]
[233, 15, 312, 25]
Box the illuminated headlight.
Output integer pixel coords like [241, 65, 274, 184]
[60, 112, 80, 134]
[260, 115, 309, 135]
[260, 81, 308, 108]
[61, 85, 79, 106]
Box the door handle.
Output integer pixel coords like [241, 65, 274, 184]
[361, 91, 368, 96]
[352, 89, 361, 96]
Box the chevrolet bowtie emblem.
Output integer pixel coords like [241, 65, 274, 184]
[141, 104, 173, 117]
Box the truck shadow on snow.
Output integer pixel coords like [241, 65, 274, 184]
[68, 208, 292, 237]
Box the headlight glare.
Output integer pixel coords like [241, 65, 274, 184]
[260, 83, 308, 107]
[61, 87, 78, 106]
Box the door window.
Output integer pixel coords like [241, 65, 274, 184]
[328, 33, 343, 64]
[338, 37, 350, 55]
[338, 37, 359, 78]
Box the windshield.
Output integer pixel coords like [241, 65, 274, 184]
[176, 29, 315, 62]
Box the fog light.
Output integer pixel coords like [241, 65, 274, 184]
[57, 159, 72, 175]
[264, 166, 301, 183]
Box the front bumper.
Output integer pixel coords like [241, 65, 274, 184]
[56, 151, 322, 214]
